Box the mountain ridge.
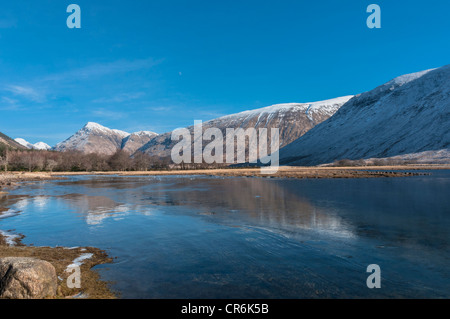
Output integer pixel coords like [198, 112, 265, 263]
[137, 95, 354, 160]
[279, 65, 450, 166]
[54, 122, 158, 155]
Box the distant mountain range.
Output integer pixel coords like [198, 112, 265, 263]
[279, 65, 450, 165]
[14, 138, 51, 150]
[138, 96, 353, 159]
[44, 96, 352, 158]
[2, 65, 449, 165]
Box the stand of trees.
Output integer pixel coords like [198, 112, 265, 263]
[0, 148, 229, 172]
[0, 149, 173, 172]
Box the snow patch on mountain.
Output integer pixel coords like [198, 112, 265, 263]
[15, 138, 51, 150]
[217, 96, 354, 124]
[33, 142, 51, 150]
[132, 131, 158, 137]
[83, 122, 130, 138]
[14, 138, 34, 149]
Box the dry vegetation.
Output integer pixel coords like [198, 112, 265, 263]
[0, 233, 116, 299]
[47, 165, 450, 179]
[0, 149, 174, 172]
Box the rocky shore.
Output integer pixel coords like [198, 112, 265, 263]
[0, 173, 116, 299]
[0, 172, 63, 193]
[0, 232, 116, 299]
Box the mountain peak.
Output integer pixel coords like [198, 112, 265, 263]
[14, 138, 51, 150]
[33, 142, 51, 150]
[384, 68, 436, 89]
[83, 122, 109, 131]
[82, 122, 130, 139]
[132, 131, 158, 137]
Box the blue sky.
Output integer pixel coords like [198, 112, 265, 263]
[0, 0, 449, 146]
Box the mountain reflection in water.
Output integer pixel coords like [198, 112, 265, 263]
[0, 173, 449, 298]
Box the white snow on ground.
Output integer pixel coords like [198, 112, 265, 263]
[0, 209, 20, 219]
[66, 253, 94, 269]
[0, 230, 20, 246]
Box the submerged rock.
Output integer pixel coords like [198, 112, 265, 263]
[0, 257, 57, 299]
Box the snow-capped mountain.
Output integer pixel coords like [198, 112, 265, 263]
[279, 65, 450, 166]
[33, 142, 52, 150]
[122, 131, 158, 154]
[14, 138, 34, 149]
[54, 122, 158, 155]
[14, 138, 51, 150]
[54, 122, 131, 155]
[138, 96, 353, 160]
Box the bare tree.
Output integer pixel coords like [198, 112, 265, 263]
[45, 159, 58, 172]
[109, 150, 131, 171]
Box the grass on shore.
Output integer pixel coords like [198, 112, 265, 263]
[0, 232, 116, 299]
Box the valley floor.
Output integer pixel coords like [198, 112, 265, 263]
[48, 164, 450, 179]
[1, 165, 449, 191]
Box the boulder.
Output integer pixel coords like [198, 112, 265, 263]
[0, 257, 57, 299]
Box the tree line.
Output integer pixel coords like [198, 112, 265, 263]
[0, 149, 173, 172]
[0, 148, 230, 172]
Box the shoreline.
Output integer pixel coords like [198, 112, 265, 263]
[1, 164, 448, 299]
[0, 231, 116, 299]
[0, 165, 449, 185]
[0, 173, 116, 299]
[48, 165, 450, 179]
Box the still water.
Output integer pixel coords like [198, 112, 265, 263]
[0, 172, 449, 298]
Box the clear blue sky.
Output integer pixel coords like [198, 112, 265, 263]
[1, 0, 449, 146]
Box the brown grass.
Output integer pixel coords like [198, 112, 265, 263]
[0, 233, 116, 299]
[1, 164, 448, 183]
[45, 164, 449, 179]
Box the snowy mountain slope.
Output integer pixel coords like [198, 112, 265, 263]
[33, 142, 52, 150]
[14, 138, 34, 149]
[54, 122, 131, 155]
[139, 96, 353, 159]
[121, 131, 158, 154]
[54, 122, 159, 155]
[14, 138, 51, 150]
[363, 149, 450, 165]
[279, 65, 450, 166]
